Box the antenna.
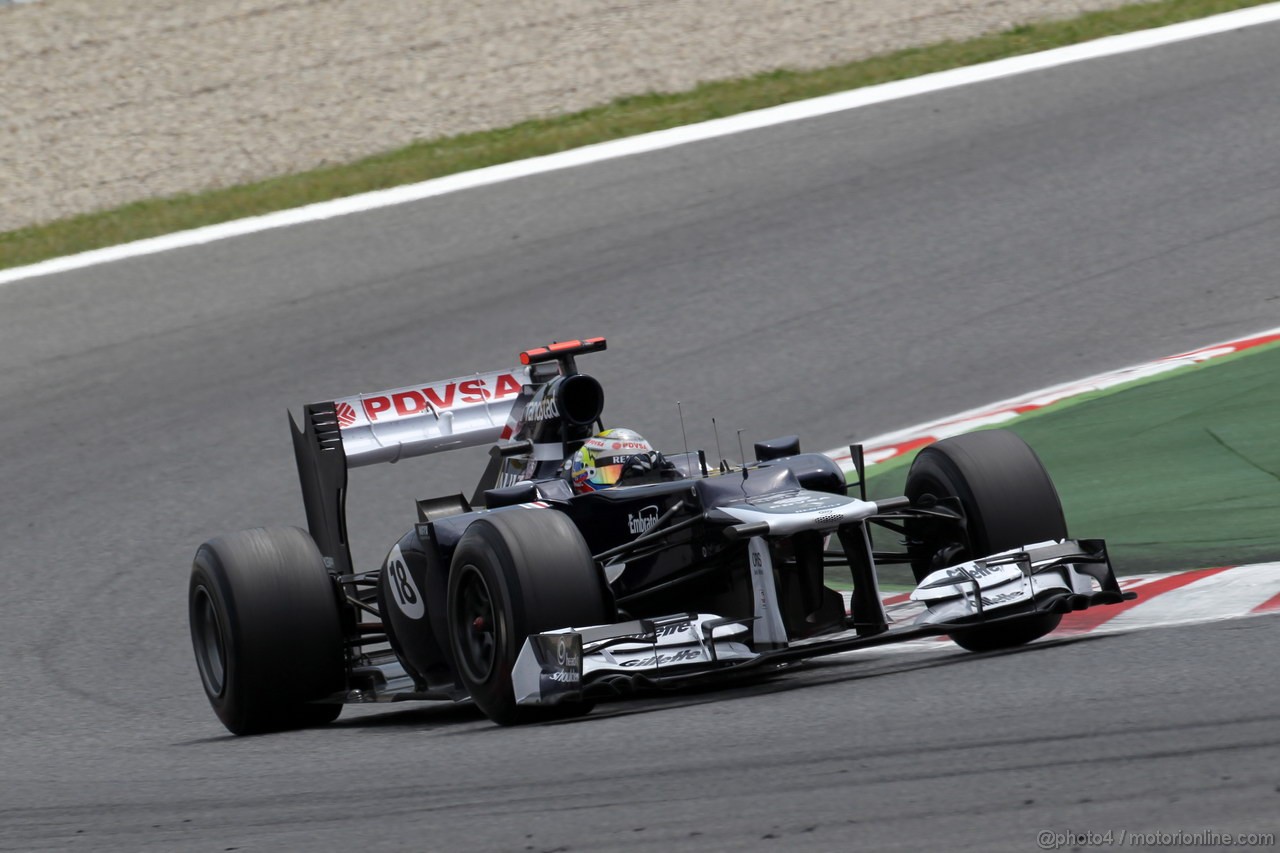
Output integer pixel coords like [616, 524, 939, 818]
[712, 417, 727, 473]
[736, 429, 748, 480]
[677, 401, 691, 462]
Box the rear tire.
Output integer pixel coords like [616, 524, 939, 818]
[447, 510, 611, 725]
[905, 429, 1067, 651]
[189, 527, 346, 735]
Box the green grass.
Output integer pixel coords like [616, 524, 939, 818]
[2, 0, 1274, 271]
[861, 341, 1280, 576]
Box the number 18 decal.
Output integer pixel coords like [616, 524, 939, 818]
[386, 545, 425, 620]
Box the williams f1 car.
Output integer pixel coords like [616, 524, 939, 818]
[188, 338, 1134, 733]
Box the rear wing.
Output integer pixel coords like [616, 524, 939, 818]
[328, 367, 531, 467]
[290, 339, 607, 576]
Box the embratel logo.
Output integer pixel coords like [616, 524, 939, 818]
[628, 505, 659, 536]
[335, 401, 358, 428]
[525, 395, 560, 422]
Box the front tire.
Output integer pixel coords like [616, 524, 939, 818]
[447, 510, 611, 725]
[905, 429, 1067, 651]
[189, 527, 346, 735]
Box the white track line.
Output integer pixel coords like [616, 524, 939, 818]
[4, 3, 1280, 287]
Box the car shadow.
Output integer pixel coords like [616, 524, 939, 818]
[177, 631, 1122, 741]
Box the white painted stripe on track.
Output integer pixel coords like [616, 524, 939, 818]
[1103, 563, 1280, 631]
[4, 3, 1280, 287]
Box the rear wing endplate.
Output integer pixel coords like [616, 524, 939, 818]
[290, 367, 530, 576]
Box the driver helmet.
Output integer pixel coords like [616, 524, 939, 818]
[567, 428, 654, 493]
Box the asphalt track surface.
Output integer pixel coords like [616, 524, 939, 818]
[3, 21, 1280, 853]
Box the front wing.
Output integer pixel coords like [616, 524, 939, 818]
[513, 538, 1135, 707]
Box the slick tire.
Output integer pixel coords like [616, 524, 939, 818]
[189, 527, 346, 735]
[447, 510, 611, 725]
[904, 429, 1067, 652]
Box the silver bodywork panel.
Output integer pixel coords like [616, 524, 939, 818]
[717, 490, 880, 535]
[331, 366, 531, 467]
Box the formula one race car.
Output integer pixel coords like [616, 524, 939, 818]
[188, 338, 1134, 734]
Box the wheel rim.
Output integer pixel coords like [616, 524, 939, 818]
[907, 473, 973, 570]
[192, 585, 227, 697]
[454, 565, 499, 683]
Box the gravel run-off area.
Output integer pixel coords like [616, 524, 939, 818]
[0, 0, 1162, 232]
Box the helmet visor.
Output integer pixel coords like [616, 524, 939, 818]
[590, 461, 626, 488]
